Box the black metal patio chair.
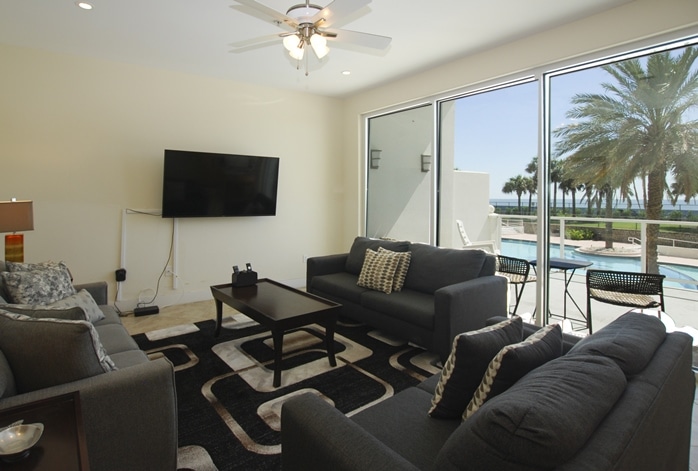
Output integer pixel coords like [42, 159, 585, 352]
[496, 255, 536, 316]
[586, 269, 666, 333]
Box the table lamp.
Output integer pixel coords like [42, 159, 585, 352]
[0, 199, 34, 262]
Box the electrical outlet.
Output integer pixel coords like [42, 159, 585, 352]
[165, 266, 174, 277]
[115, 268, 126, 282]
[303, 254, 309, 263]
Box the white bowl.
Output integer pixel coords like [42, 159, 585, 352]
[0, 423, 44, 460]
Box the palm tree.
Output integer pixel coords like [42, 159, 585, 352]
[554, 47, 698, 272]
[550, 159, 563, 213]
[502, 175, 528, 214]
[524, 176, 537, 214]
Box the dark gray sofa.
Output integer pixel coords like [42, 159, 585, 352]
[306, 237, 508, 362]
[0, 261, 178, 471]
[282, 313, 695, 470]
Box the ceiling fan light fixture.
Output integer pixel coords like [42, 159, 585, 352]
[282, 34, 302, 52]
[288, 45, 304, 61]
[310, 34, 329, 59]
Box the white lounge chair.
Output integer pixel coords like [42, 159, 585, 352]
[456, 219, 497, 253]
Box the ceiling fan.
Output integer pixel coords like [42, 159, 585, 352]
[230, 0, 392, 74]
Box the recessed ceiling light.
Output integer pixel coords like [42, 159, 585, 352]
[341, 70, 351, 76]
[76, 2, 93, 10]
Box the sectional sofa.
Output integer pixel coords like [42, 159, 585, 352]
[306, 237, 508, 362]
[282, 312, 695, 470]
[0, 261, 177, 471]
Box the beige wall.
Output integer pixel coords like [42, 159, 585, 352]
[342, 0, 698, 249]
[0, 44, 345, 308]
[2, 0, 697, 308]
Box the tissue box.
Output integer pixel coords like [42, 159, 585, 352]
[232, 270, 258, 287]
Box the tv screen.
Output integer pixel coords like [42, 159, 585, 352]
[162, 149, 279, 218]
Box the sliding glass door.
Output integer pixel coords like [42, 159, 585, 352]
[366, 104, 434, 243]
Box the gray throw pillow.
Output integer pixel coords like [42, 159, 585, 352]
[567, 311, 666, 375]
[464, 323, 563, 419]
[429, 316, 523, 419]
[0, 304, 88, 321]
[0, 265, 76, 304]
[0, 350, 17, 399]
[0, 310, 117, 393]
[436, 354, 627, 471]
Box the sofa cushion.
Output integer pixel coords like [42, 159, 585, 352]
[361, 289, 434, 329]
[93, 305, 123, 327]
[429, 316, 523, 419]
[95, 324, 141, 355]
[352, 386, 460, 470]
[0, 350, 17, 399]
[464, 323, 563, 420]
[357, 249, 400, 294]
[402, 244, 489, 294]
[345, 237, 410, 276]
[567, 311, 666, 376]
[377, 247, 412, 292]
[312, 272, 367, 304]
[436, 354, 627, 471]
[0, 310, 117, 393]
[0, 264, 76, 304]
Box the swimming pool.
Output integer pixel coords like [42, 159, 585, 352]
[501, 239, 698, 290]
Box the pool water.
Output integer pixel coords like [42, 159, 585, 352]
[501, 239, 698, 291]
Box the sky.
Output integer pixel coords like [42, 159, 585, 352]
[453, 67, 608, 200]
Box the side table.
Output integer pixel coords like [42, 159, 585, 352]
[0, 392, 89, 470]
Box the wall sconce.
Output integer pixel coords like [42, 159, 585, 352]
[421, 154, 432, 172]
[370, 149, 382, 169]
[0, 199, 34, 262]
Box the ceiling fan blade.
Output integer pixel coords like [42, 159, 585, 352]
[229, 33, 282, 50]
[311, 0, 371, 29]
[325, 29, 391, 49]
[232, 0, 297, 30]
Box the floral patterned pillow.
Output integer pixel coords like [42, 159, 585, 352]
[0, 265, 77, 304]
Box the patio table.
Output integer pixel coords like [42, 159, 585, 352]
[529, 257, 593, 331]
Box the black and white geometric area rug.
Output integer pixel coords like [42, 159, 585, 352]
[132, 314, 441, 471]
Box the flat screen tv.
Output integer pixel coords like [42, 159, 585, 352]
[161, 149, 280, 218]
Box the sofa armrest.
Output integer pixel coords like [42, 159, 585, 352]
[73, 281, 108, 305]
[306, 253, 349, 291]
[282, 393, 420, 471]
[0, 358, 177, 471]
[433, 275, 508, 362]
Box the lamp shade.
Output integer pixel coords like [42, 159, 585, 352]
[0, 200, 34, 233]
[283, 34, 301, 52]
[310, 34, 329, 59]
[288, 45, 304, 61]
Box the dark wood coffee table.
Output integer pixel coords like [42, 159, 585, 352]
[210, 279, 341, 387]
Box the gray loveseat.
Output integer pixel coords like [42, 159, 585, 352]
[282, 313, 695, 470]
[0, 261, 177, 471]
[306, 237, 508, 362]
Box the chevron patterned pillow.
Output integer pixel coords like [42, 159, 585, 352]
[464, 323, 562, 420]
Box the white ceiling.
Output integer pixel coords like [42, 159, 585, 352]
[0, 0, 631, 97]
